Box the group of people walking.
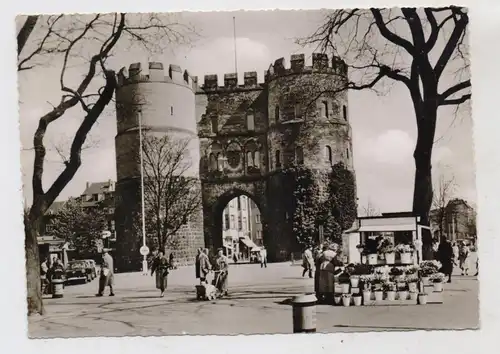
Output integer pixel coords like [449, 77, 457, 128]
[435, 236, 478, 283]
[195, 248, 229, 296]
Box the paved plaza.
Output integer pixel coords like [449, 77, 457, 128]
[29, 256, 479, 337]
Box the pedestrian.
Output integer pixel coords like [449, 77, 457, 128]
[96, 249, 115, 297]
[259, 246, 268, 268]
[302, 245, 314, 278]
[195, 248, 202, 280]
[198, 248, 212, 284]
[169, 252, 175, 269]
[151, 250, 170, 297]
[437, 236, 454, 283]
[458, 242, 470, 275]
[40, 257, 50, 295]
[214, 248, 229, 296]
[452, 242, 459, 267]
[233, 253, 238, 264]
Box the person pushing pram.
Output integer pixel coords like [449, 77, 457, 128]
[213, 248, 229, 297]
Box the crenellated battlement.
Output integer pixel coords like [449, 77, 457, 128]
[197, 70, 265, 93]
[265, 53, 348, 81]
[117, 62, 198, 90]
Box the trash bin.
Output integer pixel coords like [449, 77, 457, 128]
[292, 293, 317, 333]
[51, 279, 64, 298]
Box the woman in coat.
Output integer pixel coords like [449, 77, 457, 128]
[151, 251, 171, 297]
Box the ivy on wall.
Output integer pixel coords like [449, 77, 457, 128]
[281, 162, 357, 247]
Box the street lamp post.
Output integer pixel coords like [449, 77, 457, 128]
[138, 109, 149, 275]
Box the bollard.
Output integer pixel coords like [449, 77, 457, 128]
[51, 279, 64, 299]
[292, 293, 317, 333]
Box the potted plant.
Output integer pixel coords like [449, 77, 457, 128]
[390, 266, 405, 283]
[419, 260, 442, 285]
[364, 238, 379, 265]
[378, 238, 395, 264]
[342, 293, 352, 307]
[409, 289, 418, 301]
[397, 286, 408, 301]
[338, 273, 351, 294]
[383, 281, 397, 301]
[361, 281, 372, 304]
[352, 293, 362, 306]
[334, 294, 342, 305]
[405, 273, 419, 293]
[429, 272, 447, 292]
[395, 244, 414, 264]
[418, 292, 428, 305]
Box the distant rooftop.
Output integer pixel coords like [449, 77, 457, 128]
[82, 180, 115, 196]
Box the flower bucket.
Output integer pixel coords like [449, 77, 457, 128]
[341, 283, 350, 293]
[400, 252, 412, 264]
[334, 295, 342, 305]
[362, 291, 371, 304]
[353, 296, 362, 306]
[398, 291, 408, 300]
[408, 282, 418, 293]
[418, 294, 428, 305]
[374, 291, 383, 301]
[385, 252, 395, 264]
[433, 282, 443, 292]
[367, 254, 378, 265]
[361, 255, 367, 264]
[421, 277, 430, 286]
[386, 291, 396, 301]
[342, 297, 351, 307]
[350, 277, 359, 288]
[409, 292, 418, 301]
[395, 275, 405, 282]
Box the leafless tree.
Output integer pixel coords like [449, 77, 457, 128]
[431, 172, 457, 238]
[298, 7, 470, 257]
[18, 13, 197, 316]
[141, 135, 202, 253]
[362, 199, 380, 217]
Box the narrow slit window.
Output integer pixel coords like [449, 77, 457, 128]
[247, 113, 255, 131]
[325, 145, 333, 164]
[343, 105, 348, 121]
[275, 106, 280, 122]
[322, 101, 329, 118]
[275, 150, 281, 168]
[170, 106, 174, 115]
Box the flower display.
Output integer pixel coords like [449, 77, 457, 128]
[395, 244, 413, 253]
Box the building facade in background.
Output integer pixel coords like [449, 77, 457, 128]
[430, 198, 476, 243]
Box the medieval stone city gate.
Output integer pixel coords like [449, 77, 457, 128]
[114, 53, 355, 269]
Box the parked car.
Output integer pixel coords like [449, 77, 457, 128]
[82, 259, 97, 279]
[65, 260, 91, 284]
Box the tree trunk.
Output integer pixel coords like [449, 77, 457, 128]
[25, 212, 44, 315]
[412, 106, 437, 261]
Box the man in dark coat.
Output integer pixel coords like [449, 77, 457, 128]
[437, 236, 454, 283]
[96, 249, 115, 296]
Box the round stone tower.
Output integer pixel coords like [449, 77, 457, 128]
[114, 62, 204, 271]
[266, 53, 353, 173]
[264, 53, 356, 250]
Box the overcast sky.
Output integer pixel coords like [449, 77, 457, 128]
[18, 10, 476, 214]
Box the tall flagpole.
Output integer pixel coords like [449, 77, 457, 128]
[233, 16, 238, 75]
[138, 109, 148, 275]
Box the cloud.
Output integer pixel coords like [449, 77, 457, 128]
[358, 129, 415, 165]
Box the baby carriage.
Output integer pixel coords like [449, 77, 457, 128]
[195, 270, 225, 301]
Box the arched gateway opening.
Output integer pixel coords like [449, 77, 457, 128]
[218, 194, 264, 262]
[202, 186, 273, 260]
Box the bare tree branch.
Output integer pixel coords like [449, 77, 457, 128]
[17, 15, 39, 56]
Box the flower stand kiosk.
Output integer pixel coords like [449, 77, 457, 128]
[331, 215, 445, 306]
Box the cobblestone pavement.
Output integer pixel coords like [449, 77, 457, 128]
[28, 257, 479, 338]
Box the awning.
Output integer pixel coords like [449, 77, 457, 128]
[239, 237, 258, 249]
[358, 224, 417, 232]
